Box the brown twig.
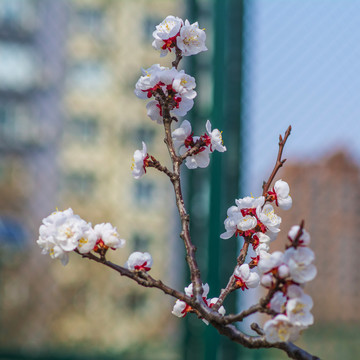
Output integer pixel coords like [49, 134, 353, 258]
[147, 156, 174, 179]
[287, 220, 305, 249]
[172, 46, 183, 69]
[210, 321, 320, 360]
[160, 94, 204, 303]
[212, 240, 250, 312]
[262, 125, 292, 196]
[75, 250, 190, 303]
[179, 138, 207, 161]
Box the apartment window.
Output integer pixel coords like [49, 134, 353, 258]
[134, 127, 155, 145]
[74, 7, 105, 37]
[64, 172, 95, 198]
[124, 292, 146, 312]
[67, 116, 98, 143]
[0, 103, 38, 146]
[0, 0, 37, 33]
[134, 181, 154, 204]
[132, 234, 150, 252]
[67, 60, 111, 94]
[0, 42, 39, 92]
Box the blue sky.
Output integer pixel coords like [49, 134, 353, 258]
[242, 0, 360, 192]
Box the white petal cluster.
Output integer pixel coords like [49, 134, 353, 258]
[125, 251, 153, 271]
[37, 209, 125, 265]
[258, 245, 316, 284]
[131, 142, 148, 179]
[135, 66, 196, 122]
[268, 179, 292, 210]
[94, 223, 126, 249]
[205, 120, 226, 152]
[184, 282, 210, 298]
[134, 64, 166, 99]
[220, 196, 265, 240]
[256, 204, 281, 237]
[172, 299, 188, 318]
[288, 225, 311, 246]
[177, 20, 207, 56]
[172, 120, 226, 170]
[171, 283, 226, 324]
[264, 314, 301, 343]
[234, 264, 260, 290]
[264, 284, 314, 343]
[152, 16, 183, 57]
[283, 247, 317, 283]
[37, 209, 96, 266]
[152, 16, 207, 58]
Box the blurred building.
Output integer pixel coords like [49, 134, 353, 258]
[0, 0, 184, 357]
[275, 150, 360, 323]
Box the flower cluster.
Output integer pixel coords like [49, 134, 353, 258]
[132, 16, 226, 177]
[220, 179, 292, 244]
[218, 176, 316, 342]
[134, 65, 196, 123]
[172, 120, 226, 169]
[152, 16, 207, 57]
[125, 252, 153, 272]
[37, 209, 125, 266]
[172, 283, 225, 324]
[259, 226, 316, 343]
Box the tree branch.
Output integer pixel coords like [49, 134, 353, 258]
[262, 125, 292, 196]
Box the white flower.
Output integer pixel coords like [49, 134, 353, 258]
[77, 227, 97, 254]
[134, 64, 165, 99]
[253, 232, 271, 248]
[220, 206, 243, 239]
[185, 282, 209, 298]
[234, 264, 260, 290]
[278, 264, 290, 279]
[237, 215, 257, 232]
[261, 273, 274, 288]
[172, 299, 188, 318]
[256, 204, 281, 235]
[264, 314, 301, 343]
[283, 247, 317, 284]
[171, 96, 194, 117]
[255, 242, 270, 256]
[172, 70, 197, 99]
[287, 284, 305, 299]
[272, 180, 292, 210]
[208, 297, 226, 316]
[201, 297, 226, 325]
[151, 67, 179, 87]
[205, 120, 226, 152]
[177, 20, 207, 56]
[49, 245, 69, 266]
[288, 225, 311, 246]
[286, 293, 314, 327]
[146, 100, 163, 124]
[235, 196, 265, 210]
[258, 251, 284, 274]
[152, 16, 183, 57]
[37, 208, 93, 265]
[269, 291, 287, 313]
[172, 120, 192, 149]
[131, 142, 149, 179]
[125, 252, 153, 271]
[180, 138, 211, 169]
[94, 223, 125, 249]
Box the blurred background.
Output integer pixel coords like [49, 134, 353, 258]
[0, 0, 359, 359]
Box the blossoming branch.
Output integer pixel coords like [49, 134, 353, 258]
[37, 15, 319, 360]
